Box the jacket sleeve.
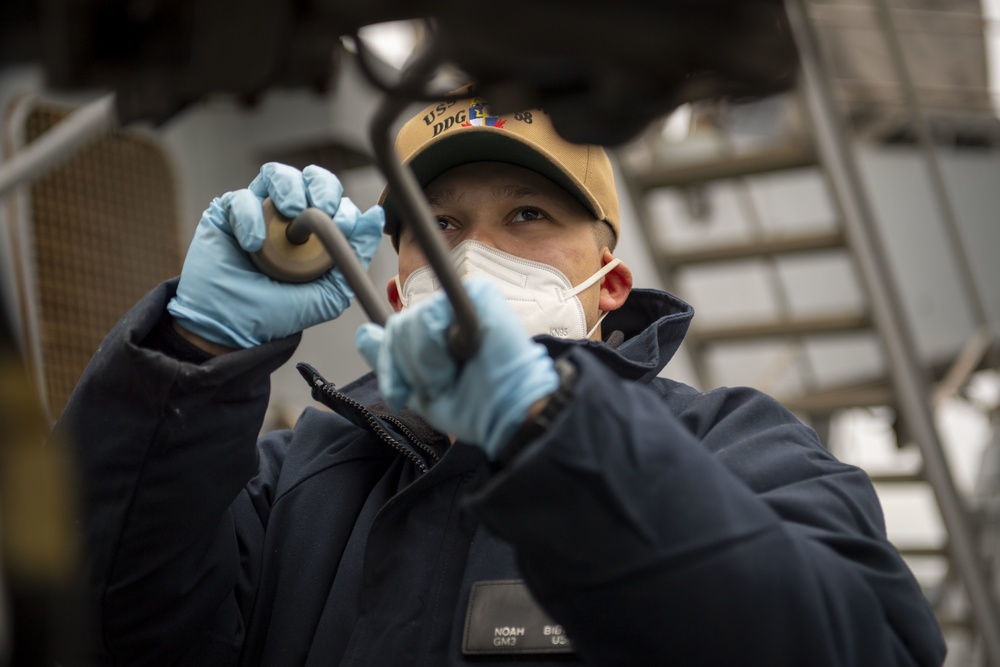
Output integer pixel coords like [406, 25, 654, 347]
[53, 280, 299, 665]
[466, 348, 946, 667]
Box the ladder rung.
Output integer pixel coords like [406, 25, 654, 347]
[636, 142, 817, 190]
[935, 615, 975, 632]
[895, 545, 948, 558]
[777, 352, 989, 416]
[693, 313, 872, 343]
[780, 381, 892, 414]
[868, 472, 925, 484]
[662, 231, 847, 266]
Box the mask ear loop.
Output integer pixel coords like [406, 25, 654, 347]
[586, 310, 611, 340]
[563, 258, 623, 301]
[393, 275, 407, 308]
[565, 258, 622, 340]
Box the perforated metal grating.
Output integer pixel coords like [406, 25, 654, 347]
[24, 104, 181, 415]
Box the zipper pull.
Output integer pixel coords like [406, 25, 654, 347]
[296, 362, 334, 394]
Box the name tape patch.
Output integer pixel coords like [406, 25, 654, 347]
[463, 580, 575, 655]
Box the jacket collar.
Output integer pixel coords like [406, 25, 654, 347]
[535, 288, 693, 384]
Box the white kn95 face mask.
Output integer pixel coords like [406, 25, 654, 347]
[396, 240, 621, 340]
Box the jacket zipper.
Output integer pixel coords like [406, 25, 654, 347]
[307, 375, 431, 474]
[379, 414, 441, 463]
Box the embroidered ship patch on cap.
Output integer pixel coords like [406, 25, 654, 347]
[462, 98, 507, 128]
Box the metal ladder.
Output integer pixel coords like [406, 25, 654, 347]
[619, 0, 1000, 662]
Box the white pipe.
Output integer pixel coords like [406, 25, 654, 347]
[0, 94, 117, 199]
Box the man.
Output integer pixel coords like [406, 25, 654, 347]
[58, 93, 945, 666]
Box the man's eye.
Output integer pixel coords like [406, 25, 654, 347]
[436, 216, 457, 231]
[512, 207, 545, 222]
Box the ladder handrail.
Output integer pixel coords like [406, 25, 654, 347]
[868, 0, 994, 339]
[786, 1, 1000, 663]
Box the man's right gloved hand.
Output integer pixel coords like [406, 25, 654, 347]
[167, 163, 384, 349]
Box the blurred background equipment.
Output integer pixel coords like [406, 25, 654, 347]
[0, 94, 180, 665]
[0, 288, 86, 666]
[0, 0, 797, 142]
[0, 0, 999, 664]
[2, 96, 182, 415]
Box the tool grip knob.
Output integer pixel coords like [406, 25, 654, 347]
[248, 198, 334, 283]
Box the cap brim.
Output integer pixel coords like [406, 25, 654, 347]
[381, 129, 603, 238]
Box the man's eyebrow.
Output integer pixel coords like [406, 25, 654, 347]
[425, 187, 463, 208]
[492, 184, 541, 201]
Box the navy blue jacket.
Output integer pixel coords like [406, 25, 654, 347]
[57, 279, 945, 666]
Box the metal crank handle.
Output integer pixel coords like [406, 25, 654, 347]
[248, 198, 392, 327]
[368, 46, 481, 362]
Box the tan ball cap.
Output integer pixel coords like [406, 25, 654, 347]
[379, 93, 620, 243]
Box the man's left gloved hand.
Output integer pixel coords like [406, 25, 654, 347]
[355, 277, 560, 459]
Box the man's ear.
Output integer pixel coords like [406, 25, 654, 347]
[598, 250, 632, 313]
[386, 276, 404, 313]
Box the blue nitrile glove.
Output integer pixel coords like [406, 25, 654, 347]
[167, 163, 384, 348]
[355, 277, 560, 458]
